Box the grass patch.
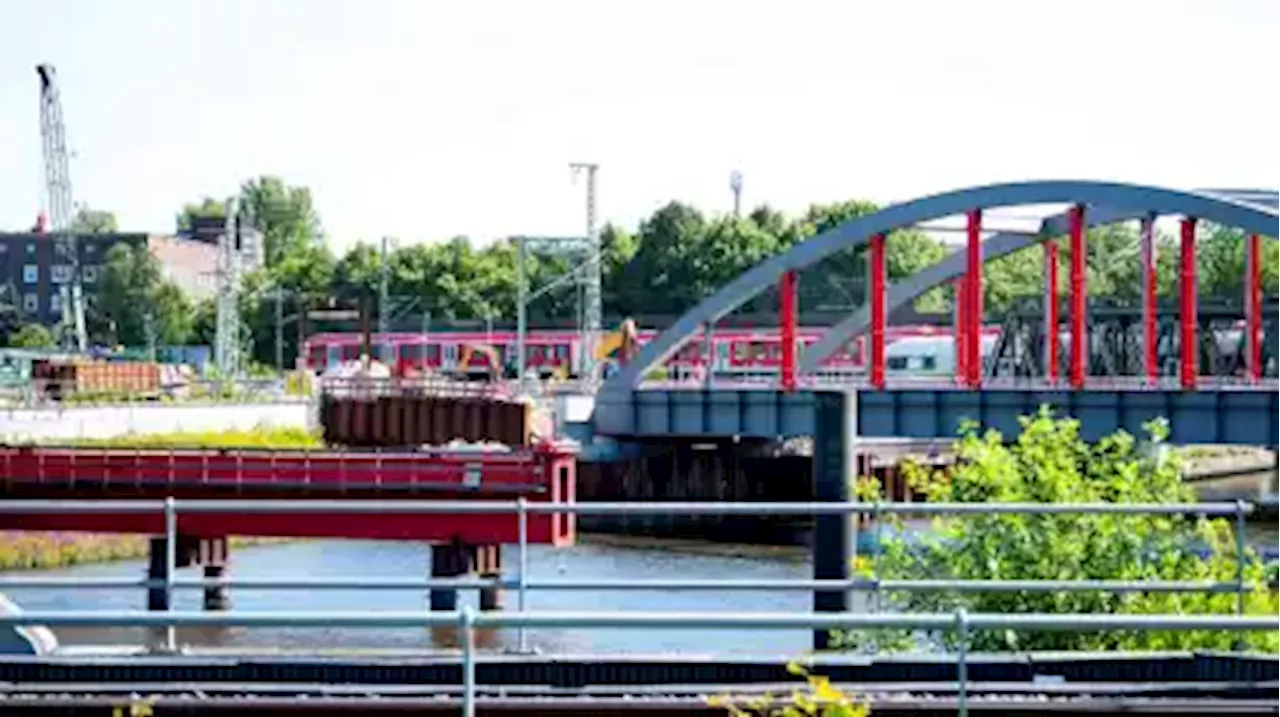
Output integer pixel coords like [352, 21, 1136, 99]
[59, 426, 325, 450]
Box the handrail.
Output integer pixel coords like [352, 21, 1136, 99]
[0, 607, 1273, 717]
[0, 497, 1267, 717]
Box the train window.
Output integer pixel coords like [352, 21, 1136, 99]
[341, 344, 360, 361]
[556, 344, 569, 359]
[309, 346, 326, 366]
[887, 356, 908, 370]
[425, 344, 440, 363]
[733, 342, 748, 361]
[402, 344, 424, 362]
[921, 356, 937, 371]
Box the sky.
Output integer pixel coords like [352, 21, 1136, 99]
[0, 0, 1276, 253]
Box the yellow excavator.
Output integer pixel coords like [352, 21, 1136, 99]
[458, 344, 503, 381]
[594, 319, 639, 377]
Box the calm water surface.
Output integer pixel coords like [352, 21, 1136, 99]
[4, 521, 1274, 656]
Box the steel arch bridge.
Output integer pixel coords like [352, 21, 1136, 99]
[590, 180, 1279, 445]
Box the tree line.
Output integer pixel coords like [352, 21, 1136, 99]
[7, 175, 1277, 369]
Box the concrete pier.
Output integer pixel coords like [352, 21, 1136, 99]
[146, 536, 230, 612]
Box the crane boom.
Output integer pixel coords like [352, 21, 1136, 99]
[37, 64, 87, 353]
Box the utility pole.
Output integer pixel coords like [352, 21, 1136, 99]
[378, 236, 392, 364]
[516, 235, 528, 391]
[730, 170, 744, 218]
[214, 200, 242, 377]
[274, 289, 284, 373]
[569, 162, 601, 384]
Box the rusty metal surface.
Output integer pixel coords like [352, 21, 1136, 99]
[321, 394, 531, 448]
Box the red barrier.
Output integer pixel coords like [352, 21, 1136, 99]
[0, 442, 577, 545]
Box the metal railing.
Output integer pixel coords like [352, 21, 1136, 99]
[0, 498, 1272, 716]
[0, 377, 312, 408]
[637, 373, 1280, 391]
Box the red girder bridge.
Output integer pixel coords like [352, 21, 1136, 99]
[0, 441, 577, 611]
[591, 181, 1279, 447]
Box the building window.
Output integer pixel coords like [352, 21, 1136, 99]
[0, 244, 8, 254]
[51, 265, 71, 284]
[22, 265, 38, 284]
[25, 243, 35, 255]
[50, 292, 61, 314]
[82, 265, 99, 282]
[22, 293, 37, 313]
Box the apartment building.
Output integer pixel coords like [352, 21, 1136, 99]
[0, 232, 218, 324]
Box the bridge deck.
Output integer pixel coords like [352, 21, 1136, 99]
[591, 386, 1280, 445]
[0, 444, 577, 543]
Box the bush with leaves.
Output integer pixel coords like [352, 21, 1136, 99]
[840, 407, 1277, 653]
[710, 661, 868, 716]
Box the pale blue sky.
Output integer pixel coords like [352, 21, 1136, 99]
[1, 0, 1275, 252]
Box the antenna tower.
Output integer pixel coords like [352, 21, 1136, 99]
[569, 162, 601, 384]
[36, 64, 87, 353]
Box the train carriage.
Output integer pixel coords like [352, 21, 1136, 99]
[301, 323, 985, 381]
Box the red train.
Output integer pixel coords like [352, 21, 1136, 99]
[303, 324, 988, 380]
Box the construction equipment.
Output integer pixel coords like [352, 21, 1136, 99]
[36, 64, 87, 353]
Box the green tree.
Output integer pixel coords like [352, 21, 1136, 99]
[176, 197, 227, 232]
[845, 408, 1277, 653]
[8, 323, 54, 349]
[237, 176, 322, 268]
[70, 207, 118, 234]
[97, 244, 194, 347]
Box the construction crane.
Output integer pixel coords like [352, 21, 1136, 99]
[36, 64, 87, 353]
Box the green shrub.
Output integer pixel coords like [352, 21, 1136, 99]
[840, 407, 1278, 653]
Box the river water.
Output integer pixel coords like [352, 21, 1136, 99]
[4, 524, 1276, 656]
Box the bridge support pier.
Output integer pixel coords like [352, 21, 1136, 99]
[475, 544, 503, 611]
[199, 538, 230, 612]
[430, 541, 504, 611]
[146, 536, 231, 612]
[430, 542, 467, 611]
[812, 391, 853, 651]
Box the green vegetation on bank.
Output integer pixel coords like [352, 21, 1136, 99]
[0, 533, 277, 572]
[64, 426, 325, 450]
[0, 428, 319, 573]
[844, 407, 1278, 654]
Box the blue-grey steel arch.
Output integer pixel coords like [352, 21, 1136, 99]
[600, 181, 1279, 395]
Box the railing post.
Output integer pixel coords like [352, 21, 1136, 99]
[163, 496, 177, 653]
[955, 608, 969, 717]
[1234, 500, 1247, 617]
[516, 496, 529, 653]
[1179, 217, 1198, 389]
[461, 604, 477, 717]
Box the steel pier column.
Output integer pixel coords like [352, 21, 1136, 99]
[1043, 239, 1059, 381]
[812, 391, 854, 650]
[780, 270, 798, 391]
[964, 210, 983, 387]
[1245, 233, 1263, 382]
[953, 278, 967, 385]
[1068, 204, 1087, 389]
[1179, 217, 1198, 389]
[868, 234, 886, 389]
[1140, 215, 1159, 383]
